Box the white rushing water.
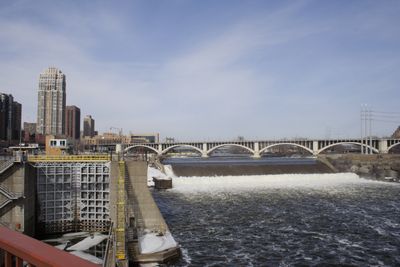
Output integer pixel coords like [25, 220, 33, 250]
[154, 172, 400, 266]
[171, 173, 395, 193]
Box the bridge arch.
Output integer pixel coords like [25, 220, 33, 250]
[387, 142, 400, 153]
[161, 145, 203, 155]
[317, 142, 378, 154]
[124, 145, 159, 154]
[207, 144, 254, 156]
[259, 143, 314, 155]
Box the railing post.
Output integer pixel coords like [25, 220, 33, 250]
[5, 251, 12, 267]
[16, 256, 23, 267]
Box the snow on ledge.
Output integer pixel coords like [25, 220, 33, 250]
[70, 250, 103, 264]
[139, 231, 178, 254]
[147, 166, 174, 187]
[67, 234, 107, 251]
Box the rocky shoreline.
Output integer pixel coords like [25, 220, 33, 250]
[321, 154, 400, 183]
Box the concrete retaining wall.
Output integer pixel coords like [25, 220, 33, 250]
[0, 163, 36, 236]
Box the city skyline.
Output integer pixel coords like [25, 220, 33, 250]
[1, 0, 400, 140]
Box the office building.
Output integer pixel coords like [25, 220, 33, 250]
[0, 93, 22, 143]
[36, 67, 66, 135]
[83, 115, 95, 137]
[23, 122, 37, 143]
[65, 106, 81, 140]
[12, 101, 22, 141]
[128, 133, 159, 143]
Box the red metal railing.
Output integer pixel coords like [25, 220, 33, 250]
[0, 226, 99, 267]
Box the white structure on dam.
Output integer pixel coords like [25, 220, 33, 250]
[123, 138, 400, 158]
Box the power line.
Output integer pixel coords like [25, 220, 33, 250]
[372, 119, 400, 124]
[371, 110, 400, 115]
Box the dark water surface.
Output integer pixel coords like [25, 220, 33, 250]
[153, 177, 400, 266]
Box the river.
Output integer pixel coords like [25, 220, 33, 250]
[152, 158, 400, 266]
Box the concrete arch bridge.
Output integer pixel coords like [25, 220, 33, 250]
[123, 138, 400, 158]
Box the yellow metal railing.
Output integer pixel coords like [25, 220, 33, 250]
[27, 155, 111, 162]
[115, 161, 126, 260]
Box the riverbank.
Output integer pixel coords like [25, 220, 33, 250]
[321, 154, 400, 182]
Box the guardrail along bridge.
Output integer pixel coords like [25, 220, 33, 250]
[123, 138, 400, 157]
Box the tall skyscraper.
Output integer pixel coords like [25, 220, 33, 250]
[65, 105, 81, 140]
[12, 101, 22, 142]
[83, 115, 95, 137]
[36, 67, 66, 136]
[0, 93, 22, 143]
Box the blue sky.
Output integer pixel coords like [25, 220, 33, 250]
[0, 0, 399, 141]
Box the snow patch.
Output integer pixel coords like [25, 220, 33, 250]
[70, 250, 103, 264]
[62, 232, 89, 238]
[67, 234, 107, 251]
[164, 165, 176, 178]
[147, 166, 173, 186]
[139, 231, 178, 254]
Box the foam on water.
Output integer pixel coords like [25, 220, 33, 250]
[171, 173, 396, 193]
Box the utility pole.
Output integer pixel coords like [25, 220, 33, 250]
[360, 105, 364, 154]
[369, 107, 373, 154]
[361, 104, 374, 155]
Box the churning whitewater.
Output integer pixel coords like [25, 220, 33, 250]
[152, 173, 400, 266]
[170, 173, 384, 193]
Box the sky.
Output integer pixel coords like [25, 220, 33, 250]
[0, 0, 399, 141]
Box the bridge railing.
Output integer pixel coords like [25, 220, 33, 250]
[0, 226, 98, 267]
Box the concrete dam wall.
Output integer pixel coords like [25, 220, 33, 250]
[168, 159, 334, 177]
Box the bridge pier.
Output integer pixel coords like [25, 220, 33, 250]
[253, 142, 261, 158]
[379, 140, 388, 154]
[312, 141, 319, 155]
[202, 143, 208, 158]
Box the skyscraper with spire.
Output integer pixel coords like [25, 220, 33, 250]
[36, 67, 66, 135]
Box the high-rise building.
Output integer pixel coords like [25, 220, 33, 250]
[83, 115, 95, 137]
[12, 101, 22, 142]
[36, 67, 66, 135]
[0, 93, 22, 143]
[65, 106, 81, 140]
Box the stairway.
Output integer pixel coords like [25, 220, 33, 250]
[0, 159, 14, 175]
[0, 184, 23, 209]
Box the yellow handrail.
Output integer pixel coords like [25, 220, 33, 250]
[115, 160, 126, 260]
[27, 155, 111, 162]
